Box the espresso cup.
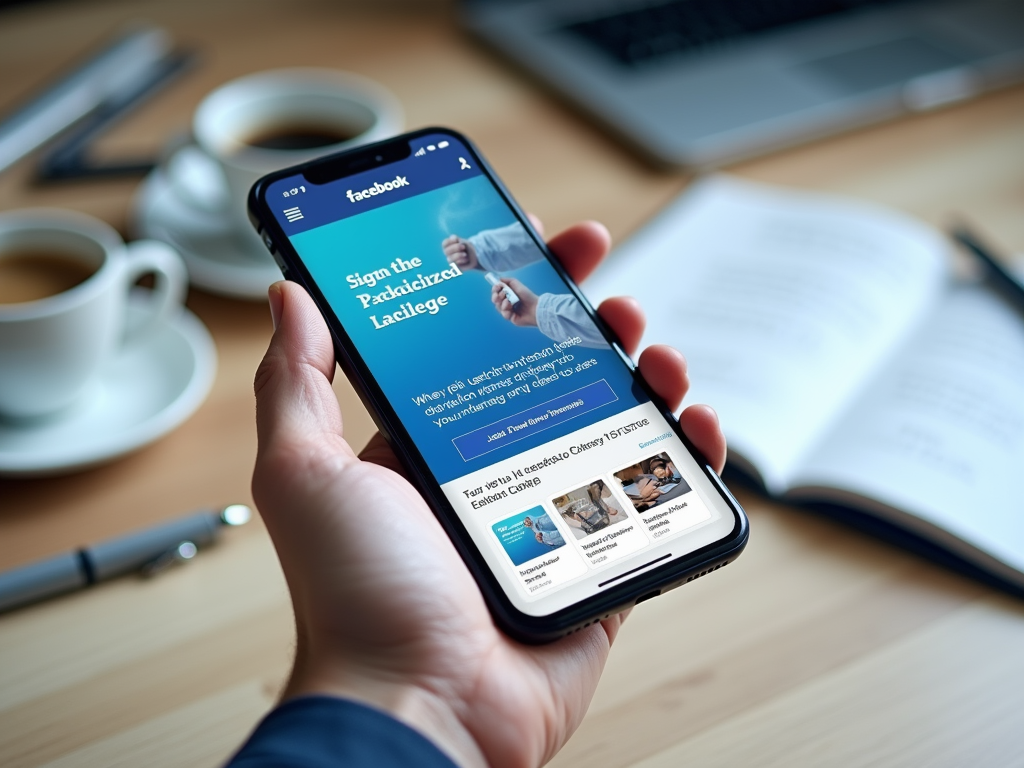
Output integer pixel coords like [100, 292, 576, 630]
[165, 68, 403, 242]
[0, 209, 188, 420]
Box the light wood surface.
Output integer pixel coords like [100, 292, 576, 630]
[2, 2, 1023, 766]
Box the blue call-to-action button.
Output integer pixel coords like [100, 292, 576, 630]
[452, 379, 618, 462]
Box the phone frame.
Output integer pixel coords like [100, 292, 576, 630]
[249, 126, 748, 643]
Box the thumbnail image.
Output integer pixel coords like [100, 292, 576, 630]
[441, 220, 607, 349]
[491, 505, 566, 566]
[612, 452, 690, 512]
[551, 478, 631, 541]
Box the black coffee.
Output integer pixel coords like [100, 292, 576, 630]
[0, 252, 96, 304]
[244, 124, 356, 151]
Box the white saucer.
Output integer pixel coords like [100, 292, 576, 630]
[0, 297, 217, 476]
[132, 169, 281, 300]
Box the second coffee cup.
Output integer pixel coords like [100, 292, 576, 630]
[0, 209, 188, 420]
[166, 68, 404, 241]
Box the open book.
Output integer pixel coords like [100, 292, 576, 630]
[585, 176, 1024, 589]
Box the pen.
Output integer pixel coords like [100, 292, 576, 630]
[951, 224, 1024, 309]
[0, 504, 251, 614]
[0, 26, 172, 175]
[36, 48, 195, 181]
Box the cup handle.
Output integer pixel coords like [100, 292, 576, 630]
[161, 138, 231, 212]
[120, 240, 189, 343]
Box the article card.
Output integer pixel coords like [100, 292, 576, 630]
[551, 479, 649, 566]
[612, 452, 710, 539]
[491, 505, 587, 595]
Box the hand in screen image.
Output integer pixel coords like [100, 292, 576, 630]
[614, 452, 689, 512]
[552, 479, 629, 540]
[523, 514, 565, 548]
[441, 221, 608, 348]
[248, 219, 726, 768]
[441, 233, 480, 270]
[490, 274, 539, 327]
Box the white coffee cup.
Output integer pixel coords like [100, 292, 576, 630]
[0, 209, 188, 420]
[165, 68, 403, 241]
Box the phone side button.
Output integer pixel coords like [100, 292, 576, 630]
[259, 231, 289, 276]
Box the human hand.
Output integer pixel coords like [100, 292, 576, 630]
[252, 218, 726, 768]
[635, 476, 663, 502]
[442, 234, 480, 270]
[490, 276, 539, 327]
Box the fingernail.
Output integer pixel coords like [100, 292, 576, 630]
[268, 283, 284, 330]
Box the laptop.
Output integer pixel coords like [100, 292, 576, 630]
[461, 0, 1024, 167]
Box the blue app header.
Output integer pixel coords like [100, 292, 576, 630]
[282, 140, 647, 485]
[267, 133, 482, 236]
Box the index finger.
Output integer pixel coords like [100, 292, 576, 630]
[545, 221, 612, 285]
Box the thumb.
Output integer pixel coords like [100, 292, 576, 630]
[504, 276, 528, 293]
[254, 281, 347, 454]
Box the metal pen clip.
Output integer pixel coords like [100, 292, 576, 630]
[139, 540, 198, 578]
[137, 506, 251, 578]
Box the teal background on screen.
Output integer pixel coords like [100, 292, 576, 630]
[492, 506, 564, 566]
[290, 175, 644, 484]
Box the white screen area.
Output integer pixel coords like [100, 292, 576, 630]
[440, 402, 736, 616]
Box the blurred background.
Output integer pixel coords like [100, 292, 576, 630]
[1, 1, 1023, 766]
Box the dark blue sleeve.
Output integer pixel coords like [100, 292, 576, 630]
[226, 696, 459, 768]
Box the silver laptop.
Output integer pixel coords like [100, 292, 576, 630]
[461, 0, 1024, 168]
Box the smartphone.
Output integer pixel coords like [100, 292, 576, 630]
[249, 128, 748, 642]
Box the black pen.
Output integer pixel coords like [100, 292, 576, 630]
[951, 224, 1024, 309]
[0, 505, 251, 614]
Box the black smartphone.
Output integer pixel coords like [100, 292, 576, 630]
[249, 127, 748, 642]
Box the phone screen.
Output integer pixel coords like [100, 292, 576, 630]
[264, 132, 737, 616]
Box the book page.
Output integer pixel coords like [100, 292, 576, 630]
[791, 286, 1024, 574]
[584, 176, 947, 492]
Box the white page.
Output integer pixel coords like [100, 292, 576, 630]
[791, 286, 1024, 574]
[584, 176, 947, 492]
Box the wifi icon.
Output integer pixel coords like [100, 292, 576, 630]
[414, 147, 426, 157]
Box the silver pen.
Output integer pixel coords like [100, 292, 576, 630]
[0, 26, 172, 174]
[0, 504, 251, 614]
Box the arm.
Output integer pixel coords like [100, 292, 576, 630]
[535, 293, 608, 349]
[468, 222, 540, 272]
[227, 698, 457, 768]
[488, 280, 608, 349]
[631, 475, 664, 503]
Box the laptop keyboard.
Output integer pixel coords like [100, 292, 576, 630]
[560, 0, 908, 67]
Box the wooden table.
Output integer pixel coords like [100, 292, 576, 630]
[2, 2, 1023, 766]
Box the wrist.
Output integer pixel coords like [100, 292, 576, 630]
[526, 292, 551, 329]
[282, 653, 488, 768]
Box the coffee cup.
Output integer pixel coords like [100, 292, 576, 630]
[0, 209, 188, 421]
[164, 68, 403, 242]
